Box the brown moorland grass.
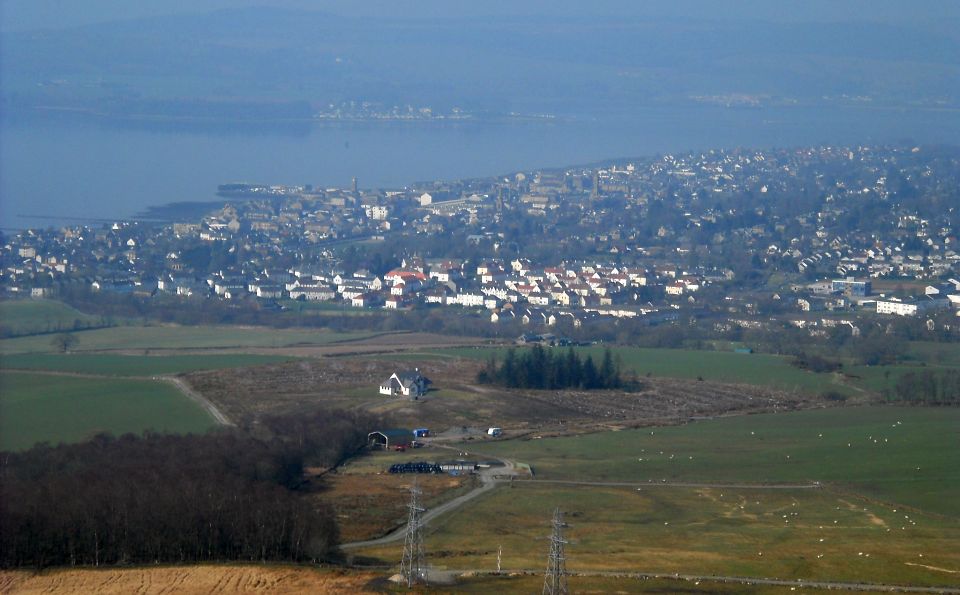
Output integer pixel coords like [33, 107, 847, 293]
[312, 470, 473, 543]
[185, 356, 822, 431]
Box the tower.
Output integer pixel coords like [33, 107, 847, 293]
[400, 480, 426, 587]
[542, 507, 568, 595]
[351, 176, 358, 195]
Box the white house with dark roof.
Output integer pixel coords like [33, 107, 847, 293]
[379, 369, 431, 398]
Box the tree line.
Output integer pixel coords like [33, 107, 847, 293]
[476, 345, 625, 390]
[0, 408, 379, 569]
[889, 369, 960, 405]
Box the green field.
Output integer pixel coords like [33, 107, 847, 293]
[0, 325, 381, 354]
[0, 371, 216, 451]
[0, 299, 108, 336]
[0, 353, 296, 376]
[904, 341, 960, 367]
[362, 483, 960, 588]
[476, 407, 960, 517]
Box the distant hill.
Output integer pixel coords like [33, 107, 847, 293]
[3, 7, 959, 118]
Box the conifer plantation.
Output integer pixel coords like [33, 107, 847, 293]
[477, 346, 625, 390]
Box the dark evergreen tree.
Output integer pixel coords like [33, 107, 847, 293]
[600, 348, 619, 389]
[476, 347, 625, 390]
[582, 355, 599, 389]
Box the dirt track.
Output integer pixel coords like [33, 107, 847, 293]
[0, 566, 381, 594]
[160, 375, 233, 426]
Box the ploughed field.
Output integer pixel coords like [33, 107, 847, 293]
[0, 566, 382, 594]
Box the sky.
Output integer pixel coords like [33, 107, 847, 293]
[2, 0, 958, 31]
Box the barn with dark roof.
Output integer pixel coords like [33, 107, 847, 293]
[367, 429, 412, 449]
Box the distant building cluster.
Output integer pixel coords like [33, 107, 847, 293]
[3, 144, 960, 334]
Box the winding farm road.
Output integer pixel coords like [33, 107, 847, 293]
[340, 461, 512, 551]
[337, 444, 823, 553]
[337, 449, 960, 592]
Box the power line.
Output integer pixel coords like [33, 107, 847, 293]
[399, 480, 426, 588]
[543, 507, 568, 595]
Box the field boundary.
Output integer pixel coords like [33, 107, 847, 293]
[158, 376, 233, 426]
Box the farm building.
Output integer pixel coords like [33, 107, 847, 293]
[379, 368, 431, 398]
[438, 460, 478, 474]
[368, 429, 412, 450]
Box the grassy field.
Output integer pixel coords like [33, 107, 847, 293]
[439, 574, 831, 594]
[0, 371, 216, 450]
[0, 353, 296, 376]
[0, 299, 107, 336]
[343, 405, 960, 588]
[0, 325, 382, 354]
[840, 341, 960, 395]
[905, 341, 960, 367]
[475, 407, 960, 518]
[360, 483, 960, 588]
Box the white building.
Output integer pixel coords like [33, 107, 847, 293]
[876, 296, 950, 317]
[379, 369, 431, 398]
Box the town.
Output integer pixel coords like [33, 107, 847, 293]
[3, 144, 960, 343]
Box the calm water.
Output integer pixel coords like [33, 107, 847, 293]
[2, 106, 959, 230]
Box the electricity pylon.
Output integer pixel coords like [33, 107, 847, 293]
[399, 480, 426, 587]
[542, 507, 568, 595]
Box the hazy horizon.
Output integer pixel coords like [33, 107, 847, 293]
[3, 0, 959, 229]
[3, 0, 959, 32]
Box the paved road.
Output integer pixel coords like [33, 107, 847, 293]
[159, 376, 233, 426]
